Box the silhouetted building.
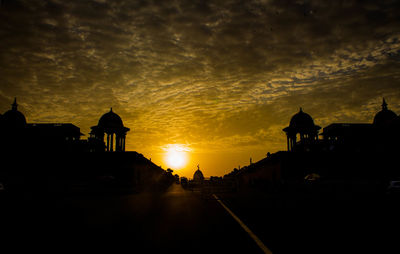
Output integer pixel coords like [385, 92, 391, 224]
[0, 98, 27, 151]
[1, 98, 26, 130]
[0, 98, 85, 153]
[90, 108, 130, 152]
[231, 98, 400, 191]
[321, 123, 374, 152]
[283, 108, 321, 152]
[26, 123, 84, 152]
[372, 98, 400, 153]
[0, 99, 174, 194]
[193, 165, 204, 183]
[373, 98, 397, 126]
[321, 98, 399, 153]
[283, 99, 399, 154]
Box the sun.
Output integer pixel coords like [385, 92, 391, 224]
[163, 144, 190, 170]
[166, 150, 186, 169]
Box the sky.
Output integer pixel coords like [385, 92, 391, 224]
[1, 0, 400, 178]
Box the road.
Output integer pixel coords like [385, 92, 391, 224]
[2, 184, 399, 253]
[1, 184, 266, 253]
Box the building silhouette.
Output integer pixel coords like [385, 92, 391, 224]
[321, 98, 399, 154]
[0, 98, 172, 194]
[0, 98, 27, 152]
[90, 108, 130, 152]
[0, 98, 84, 153]
[193, 165, 204, 183]
[1, 98, 26, 129]
[283, 107, 321, 152]
[0, 99, 132, 153]
[227, 98, 400, 191]
[373, 98, 397, 126]
[26, 123, 84, 152]
[282, 98, 400, 154]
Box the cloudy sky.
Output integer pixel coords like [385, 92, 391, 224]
[1, 0, 400, 177]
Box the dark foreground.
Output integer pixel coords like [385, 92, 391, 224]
[1, 184, 399, 253]
[1, 184, 262, 253]
[219, 186, 400, 254]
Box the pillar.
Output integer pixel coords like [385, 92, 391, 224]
[117, 136, 121, 151]
[287, 136, 290, 151]
[293, 135, 297, 149]
[122, 137, 125, 151]
[116, 136, 120, 151]
[107, 134, 110, 152]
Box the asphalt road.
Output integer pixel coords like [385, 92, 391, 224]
[219, 189, 400, 254]
[1, 185, 265, 253]
[2, 184, 399, 253]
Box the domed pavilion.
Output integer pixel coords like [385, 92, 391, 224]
[283, 108, 321, 151]
[90, 108, 130, 152]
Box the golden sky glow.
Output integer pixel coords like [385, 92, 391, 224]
[1, 1, 400, 177]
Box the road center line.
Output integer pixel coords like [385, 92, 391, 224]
[212, 194, 273, 254]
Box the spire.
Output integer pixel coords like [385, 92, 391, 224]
[110, 107, 113, 112]
[382, 98, 388, 110]
[11, 97, 18, 111]
[299, 107, 303, 112]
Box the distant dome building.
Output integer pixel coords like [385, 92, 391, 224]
[90, 108, 130, 152]
[283, 108, 321, 151]
[373, 98, 397, 126]
[2, 98, 26, 130]
[193, 165, 204, 183]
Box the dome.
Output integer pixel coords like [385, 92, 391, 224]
[289, 108, 316, 130]
[2, 98, 26, 129]
[373, 98, 397, 126]
[374, 110, 397, 125]
[98, 108, 124, 129]
[193, 168, 204, 182]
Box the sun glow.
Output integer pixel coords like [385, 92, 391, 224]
[163, 144, 190, 170]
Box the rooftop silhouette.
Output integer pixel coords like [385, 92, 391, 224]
[0, 98, 175, 195]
